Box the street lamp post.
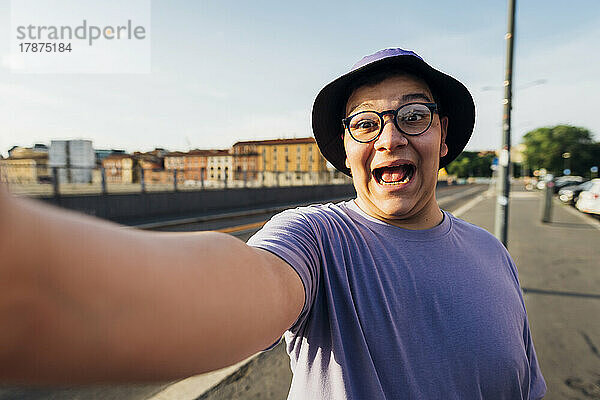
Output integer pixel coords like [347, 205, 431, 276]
[494, 0, 516, 247]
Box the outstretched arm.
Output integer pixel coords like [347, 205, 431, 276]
[0, 189, 304, 384]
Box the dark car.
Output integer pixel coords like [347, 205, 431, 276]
[558, 180, 593, 204]
[553, 176, 584, 193]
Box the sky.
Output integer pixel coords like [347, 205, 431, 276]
[1, 0, 599, 157]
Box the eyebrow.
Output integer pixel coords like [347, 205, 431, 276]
[402, 93, 432, 103]
[347, 92, 432, 115]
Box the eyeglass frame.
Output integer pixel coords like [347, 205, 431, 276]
[341, 102, 439, 143]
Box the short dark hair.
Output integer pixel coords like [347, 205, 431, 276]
[344, 66, 444, 117]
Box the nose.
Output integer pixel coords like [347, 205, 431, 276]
[373, 115, 408, 151]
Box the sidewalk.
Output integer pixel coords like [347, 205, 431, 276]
[457, 187, 600, 400]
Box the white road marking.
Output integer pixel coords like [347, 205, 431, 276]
[437, 186, 484, 205]
[510, 192, 539, 199]
[451, 191, 491, 217]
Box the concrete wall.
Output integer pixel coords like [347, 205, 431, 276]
[40, 184, 356, 223]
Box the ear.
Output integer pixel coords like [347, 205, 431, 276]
[439, 116, 449, 157]
[342, 133, 352, 174]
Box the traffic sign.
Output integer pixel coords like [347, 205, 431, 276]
[591, 166, 598, 173]
[563, 169, 571, 176]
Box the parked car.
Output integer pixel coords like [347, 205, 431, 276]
[575, 179, 600, 215]
[553, 176, 584, 193]
[558, 180, 593, 204]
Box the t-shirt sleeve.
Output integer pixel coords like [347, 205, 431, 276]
[247, 208, 321, 335]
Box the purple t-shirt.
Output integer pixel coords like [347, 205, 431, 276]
[247, 200, 546, 399]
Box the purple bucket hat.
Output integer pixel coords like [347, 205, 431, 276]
[312, 48, 475, 176]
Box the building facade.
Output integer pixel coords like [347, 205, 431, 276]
[231, 142, 259, 181]
[164, 152, 186, 171]
[232, 137, 328, 173]
[0, 146, 50, 184]
[232, 137, 330, 185]
[49, 140, 95, 184]
[206, 150, 232, 183]
[183, 150, 210, 183]
[102, 154, 134, 184]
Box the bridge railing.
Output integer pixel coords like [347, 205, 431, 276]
[0, 164, 352, 198]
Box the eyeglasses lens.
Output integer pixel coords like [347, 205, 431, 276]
[396, 104, 432, 134]
[348, 112, 380, 142]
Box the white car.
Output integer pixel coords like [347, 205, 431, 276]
[575, 179, 600, 215]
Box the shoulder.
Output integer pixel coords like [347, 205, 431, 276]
[265, 201, 355, 231]
[447, 212, 506, 251]
[247, 201, 355, 248]
[446, 211, 519, 279]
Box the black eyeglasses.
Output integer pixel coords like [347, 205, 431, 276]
[342, 102, 438, 143]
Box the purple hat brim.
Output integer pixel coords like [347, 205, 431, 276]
[312, 54, 476, 176]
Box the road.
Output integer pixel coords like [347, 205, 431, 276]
[0, 184, 488, 400]
[149, 183, 488, 241]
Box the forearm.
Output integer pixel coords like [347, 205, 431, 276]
[0, 195, 159, 382]
[0, 195, 301, 383]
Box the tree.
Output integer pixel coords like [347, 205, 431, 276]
[445, 151, 494, 178]
[522, 125, 598, 176]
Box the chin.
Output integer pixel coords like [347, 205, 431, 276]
[373, 197, 417, 219]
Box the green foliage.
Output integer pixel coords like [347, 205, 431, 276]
[445, 151, 495, 178]
[521, 125, 598, 176]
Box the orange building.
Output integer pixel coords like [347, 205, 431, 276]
[232, 137, 328, 173]
[135, 151, 170, 185]
[102, 154, 134, 184]
[231, 142, 259, 180]
[183, 150, 210, 182]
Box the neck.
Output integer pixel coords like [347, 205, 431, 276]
[354, 193, 444, 230]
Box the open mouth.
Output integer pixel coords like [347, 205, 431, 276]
[373, 164, 416, 186]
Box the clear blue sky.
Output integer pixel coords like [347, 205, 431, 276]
[1, 0, 599, 157]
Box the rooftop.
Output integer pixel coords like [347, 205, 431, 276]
[233, 137, 316, 146]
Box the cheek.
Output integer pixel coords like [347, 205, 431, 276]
[414, 136, 442, 162]
[345, 143, 372, 175]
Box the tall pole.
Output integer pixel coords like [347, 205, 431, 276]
[494, 0, 516, 247]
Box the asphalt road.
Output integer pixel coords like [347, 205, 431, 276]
[0, 184, 488, 400]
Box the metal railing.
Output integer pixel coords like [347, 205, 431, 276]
[0, 164, 352, 197]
